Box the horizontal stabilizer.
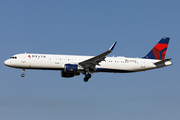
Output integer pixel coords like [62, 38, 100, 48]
[154, 58, 172, 65]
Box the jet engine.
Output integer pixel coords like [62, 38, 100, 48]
[61, 64, 81, 78]
[64, 64, 78, 72]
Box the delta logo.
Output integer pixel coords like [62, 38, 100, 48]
[28, 55, 46, 58]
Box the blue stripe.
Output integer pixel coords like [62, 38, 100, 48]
[158, 38, 170, 44]
[143, 50, 156, 59]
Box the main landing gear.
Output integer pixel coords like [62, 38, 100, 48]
[84, 73, 91, 82]
[21, 69, 25, 77]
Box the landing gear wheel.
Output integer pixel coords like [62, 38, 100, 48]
[83, 73, 92, 82]
[86, 73, 91, 78]
[21, 74, 25, 77]
[84, 77, 89, 82]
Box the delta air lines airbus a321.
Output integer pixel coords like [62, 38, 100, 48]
[4, 38, 172, 82]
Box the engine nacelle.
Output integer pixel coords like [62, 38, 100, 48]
[61, 71, 74, 77]
[62, 64, 81, 78]
[64, 64, 78, 72]
[61, 71, 80, 78]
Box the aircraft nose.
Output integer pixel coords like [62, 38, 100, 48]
[4, 60, 8, 66]
[4, 59, 10, 66]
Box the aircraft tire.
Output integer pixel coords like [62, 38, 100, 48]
[21, 74, 25, 77]
[84, 77, 89, 82]
[86, 73, 91, 78]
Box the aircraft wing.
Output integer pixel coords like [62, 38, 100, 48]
[79, 42, 117, 71]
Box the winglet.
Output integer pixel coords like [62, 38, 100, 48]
[109, 42, 117, 51]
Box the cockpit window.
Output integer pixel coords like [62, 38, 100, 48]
[10, 56, 17, 59]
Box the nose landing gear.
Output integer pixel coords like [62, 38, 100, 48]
[21, 69, 25, 77]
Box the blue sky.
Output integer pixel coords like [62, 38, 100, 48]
[0, 0, 180, 120]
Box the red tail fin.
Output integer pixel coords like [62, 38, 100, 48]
[143, 37, 170, 60]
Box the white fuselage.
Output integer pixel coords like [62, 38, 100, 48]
[4, 53, 172, 73]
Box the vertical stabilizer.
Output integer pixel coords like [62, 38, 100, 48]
[143, 37, 170, 60]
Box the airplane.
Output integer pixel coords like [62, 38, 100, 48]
[4, 37, 172, 82]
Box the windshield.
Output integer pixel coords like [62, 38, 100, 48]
[10, 56, 17, 59]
